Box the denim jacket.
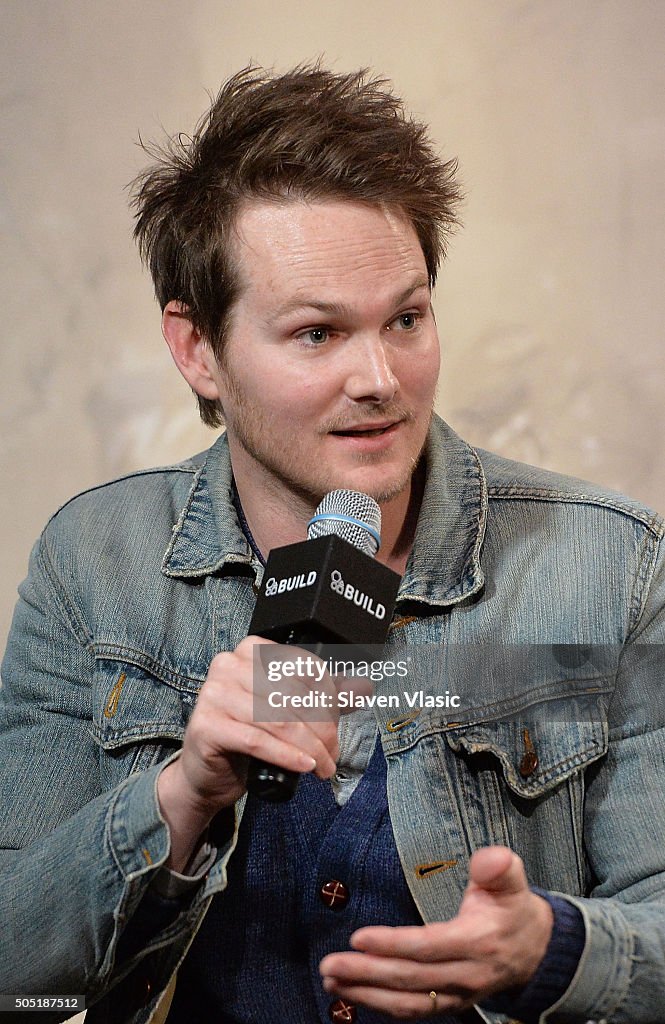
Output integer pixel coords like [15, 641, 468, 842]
[2, 415, 664, 1024]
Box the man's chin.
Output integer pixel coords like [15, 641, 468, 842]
[316, 467, 415, 507]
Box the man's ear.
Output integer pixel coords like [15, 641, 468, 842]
[161, 301, 220, 400]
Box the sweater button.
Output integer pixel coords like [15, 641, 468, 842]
[329, 998, 357, 1022]
[320, 879, 350, 910]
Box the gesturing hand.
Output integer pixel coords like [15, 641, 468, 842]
[320, 846, 553, 1019]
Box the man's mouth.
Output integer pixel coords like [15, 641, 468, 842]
[330, 421, 398, 438]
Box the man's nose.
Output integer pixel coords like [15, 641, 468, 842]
[343, 336, 399, 404]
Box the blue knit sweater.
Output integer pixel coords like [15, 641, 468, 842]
[165, 740, 583, 1023]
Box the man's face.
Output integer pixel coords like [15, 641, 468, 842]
[206, 198, 440, 512]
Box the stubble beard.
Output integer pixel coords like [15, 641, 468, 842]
[225, 391, 433, 510]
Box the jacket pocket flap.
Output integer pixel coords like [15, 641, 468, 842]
[92, 657, 199, 749]
[445, 713, 608, 797]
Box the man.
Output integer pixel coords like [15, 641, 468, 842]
[1, 66, 664, 1024]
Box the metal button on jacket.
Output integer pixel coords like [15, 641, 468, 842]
[519, 728, 539, 778]
[519, 750, 539, 777]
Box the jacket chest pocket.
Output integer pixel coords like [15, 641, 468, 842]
[91, 657, 203, 789]
[445, 710, 608, 895]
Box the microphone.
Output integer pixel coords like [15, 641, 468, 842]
[246, 489, 401, 802]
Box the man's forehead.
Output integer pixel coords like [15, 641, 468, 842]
[235, 194, 421, 246]
[230, 197, 429, 304]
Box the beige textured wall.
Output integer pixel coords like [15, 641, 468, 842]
[2, 0, 664, 662]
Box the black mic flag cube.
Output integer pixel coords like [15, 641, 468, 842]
[248, 534, 401, 649]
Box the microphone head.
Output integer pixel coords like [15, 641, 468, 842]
[307, 489, 381, 557]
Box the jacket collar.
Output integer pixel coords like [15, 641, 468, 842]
[162, 432, 254, 578]
[162, 416, 487, 609]
[400, 415, 487, 608]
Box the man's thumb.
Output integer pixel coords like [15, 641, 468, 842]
[468, 846, 526, 895]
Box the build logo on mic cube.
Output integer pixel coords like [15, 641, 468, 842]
[249, 534, 401, 648]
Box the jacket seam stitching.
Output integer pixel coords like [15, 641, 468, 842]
[43, 464, 199, 529]
[467, 443, 489, 578]
[487, 487, 663, 534]
[626, 531, 661, 636]
[161, 462, 209, 573]
[93, 645, 204, 688]
[37, 535, 93, 648]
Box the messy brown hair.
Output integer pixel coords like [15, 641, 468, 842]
[131, 64, 462, 426]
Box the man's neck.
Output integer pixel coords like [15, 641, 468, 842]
[381, 466, 425, 575]
[230, 458, 424, 577]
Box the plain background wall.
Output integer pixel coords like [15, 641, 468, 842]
[2, 1, 664, 649]
[0, 2, 663, 1017]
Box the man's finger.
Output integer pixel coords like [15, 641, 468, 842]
[320, 978, 466, 1019]
[320, 949, 473, 991]
[347, 922, 469, 962]
[467, 846, 527, 895]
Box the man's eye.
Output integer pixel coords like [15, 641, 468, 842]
[392, 312, 420, 331]
[301, 327, 329, 345]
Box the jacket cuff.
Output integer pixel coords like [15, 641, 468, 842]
[152, 840, 217, 899]
[538, 892, 635, 1021]
[106, 757, 175, 880]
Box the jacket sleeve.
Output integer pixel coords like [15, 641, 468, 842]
[540, 523, 665, 1023]
[0, 531, 233, 1019]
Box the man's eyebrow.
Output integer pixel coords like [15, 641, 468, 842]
[271, 278, 430, 321]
